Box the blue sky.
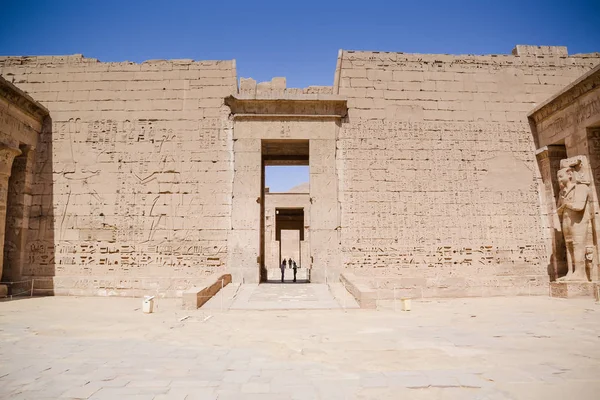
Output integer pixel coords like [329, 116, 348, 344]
[265, 166, 309, 193]
[1, 0, 598, 191]
[1, 0, 598, 88]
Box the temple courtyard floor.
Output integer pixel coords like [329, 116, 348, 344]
[1, 286, 599, 400]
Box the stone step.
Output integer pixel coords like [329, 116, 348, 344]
[229, 283, 341, 310]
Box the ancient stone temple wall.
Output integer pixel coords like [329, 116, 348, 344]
[0, 77, 48, 297]
[0, 55, 237, 296]
[335, 47, 600, 297]
[2, 46, 600, 299]
[529, 65, 600, 298]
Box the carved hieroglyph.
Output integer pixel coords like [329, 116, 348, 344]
[1, 50, 600, 297]
[556, 156, 595, 281]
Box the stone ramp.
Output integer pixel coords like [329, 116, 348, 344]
[198, 283, 240, 311]
[229, 283, 341, 310]
[328, 282, 360, 309]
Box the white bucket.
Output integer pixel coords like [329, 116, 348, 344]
[401, 298, 411, 311]
[143, 296, 155, 313]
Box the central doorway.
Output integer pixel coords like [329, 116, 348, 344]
[261, 140, 310, 282]
[226, 95, 345, 284]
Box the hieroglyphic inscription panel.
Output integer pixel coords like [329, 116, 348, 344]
[24, 117, 233, 291]
[0, 55, 237, 295]
[338, 119, 548, 290]
[336, 49, 600, 295]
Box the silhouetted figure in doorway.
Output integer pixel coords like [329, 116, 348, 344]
[280, 259, 287, 283]
[292, 260, 298, 282]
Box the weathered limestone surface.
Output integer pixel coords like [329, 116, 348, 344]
[2, 47, 600, 298]
[181, 272, 231, 309]
[555, 157, 595, 282]
[0, 145, 22, 279]
[0, 55, 237, 296]
[264, 192, 310, 281]
[550, 281, 596, 298]
[228, 97, 343, 284]
[280, 230, 300, 262]
[339, 272, 377, 308]
[529, 64, 600, 292]
[6, 296, 600, 398]
[335, 48, 600, 297]
[0, 77, 47, 297]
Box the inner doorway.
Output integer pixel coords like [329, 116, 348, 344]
[261, 140, 310, 283]
[275, 208, 308, 283]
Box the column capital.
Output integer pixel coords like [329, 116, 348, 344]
[0, 143, 22, 176]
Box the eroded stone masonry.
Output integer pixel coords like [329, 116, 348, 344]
[0, 44, 599, 299]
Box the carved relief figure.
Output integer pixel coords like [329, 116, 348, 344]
[556, 158, 594, 281]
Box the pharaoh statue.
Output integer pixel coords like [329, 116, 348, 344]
[556, 157, 595, 281]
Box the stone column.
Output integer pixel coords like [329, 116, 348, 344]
[0, 143, 22, 297]
[586, 128, 600, 282]
[4, 146, 35, 284]
[536, 145, 567, 281]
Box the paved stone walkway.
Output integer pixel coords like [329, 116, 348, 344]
[1, 296, 600, 399]
[229, 284, 342, 310]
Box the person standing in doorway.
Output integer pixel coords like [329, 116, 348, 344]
[292, 260, 298, 282]
[280, 259, 287, 283]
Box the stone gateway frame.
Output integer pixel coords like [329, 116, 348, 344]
[225, 95, 347, 284]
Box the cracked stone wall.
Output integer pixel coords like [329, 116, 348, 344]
[0, 55, 237, 296]
[335, 47, 600, 297]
